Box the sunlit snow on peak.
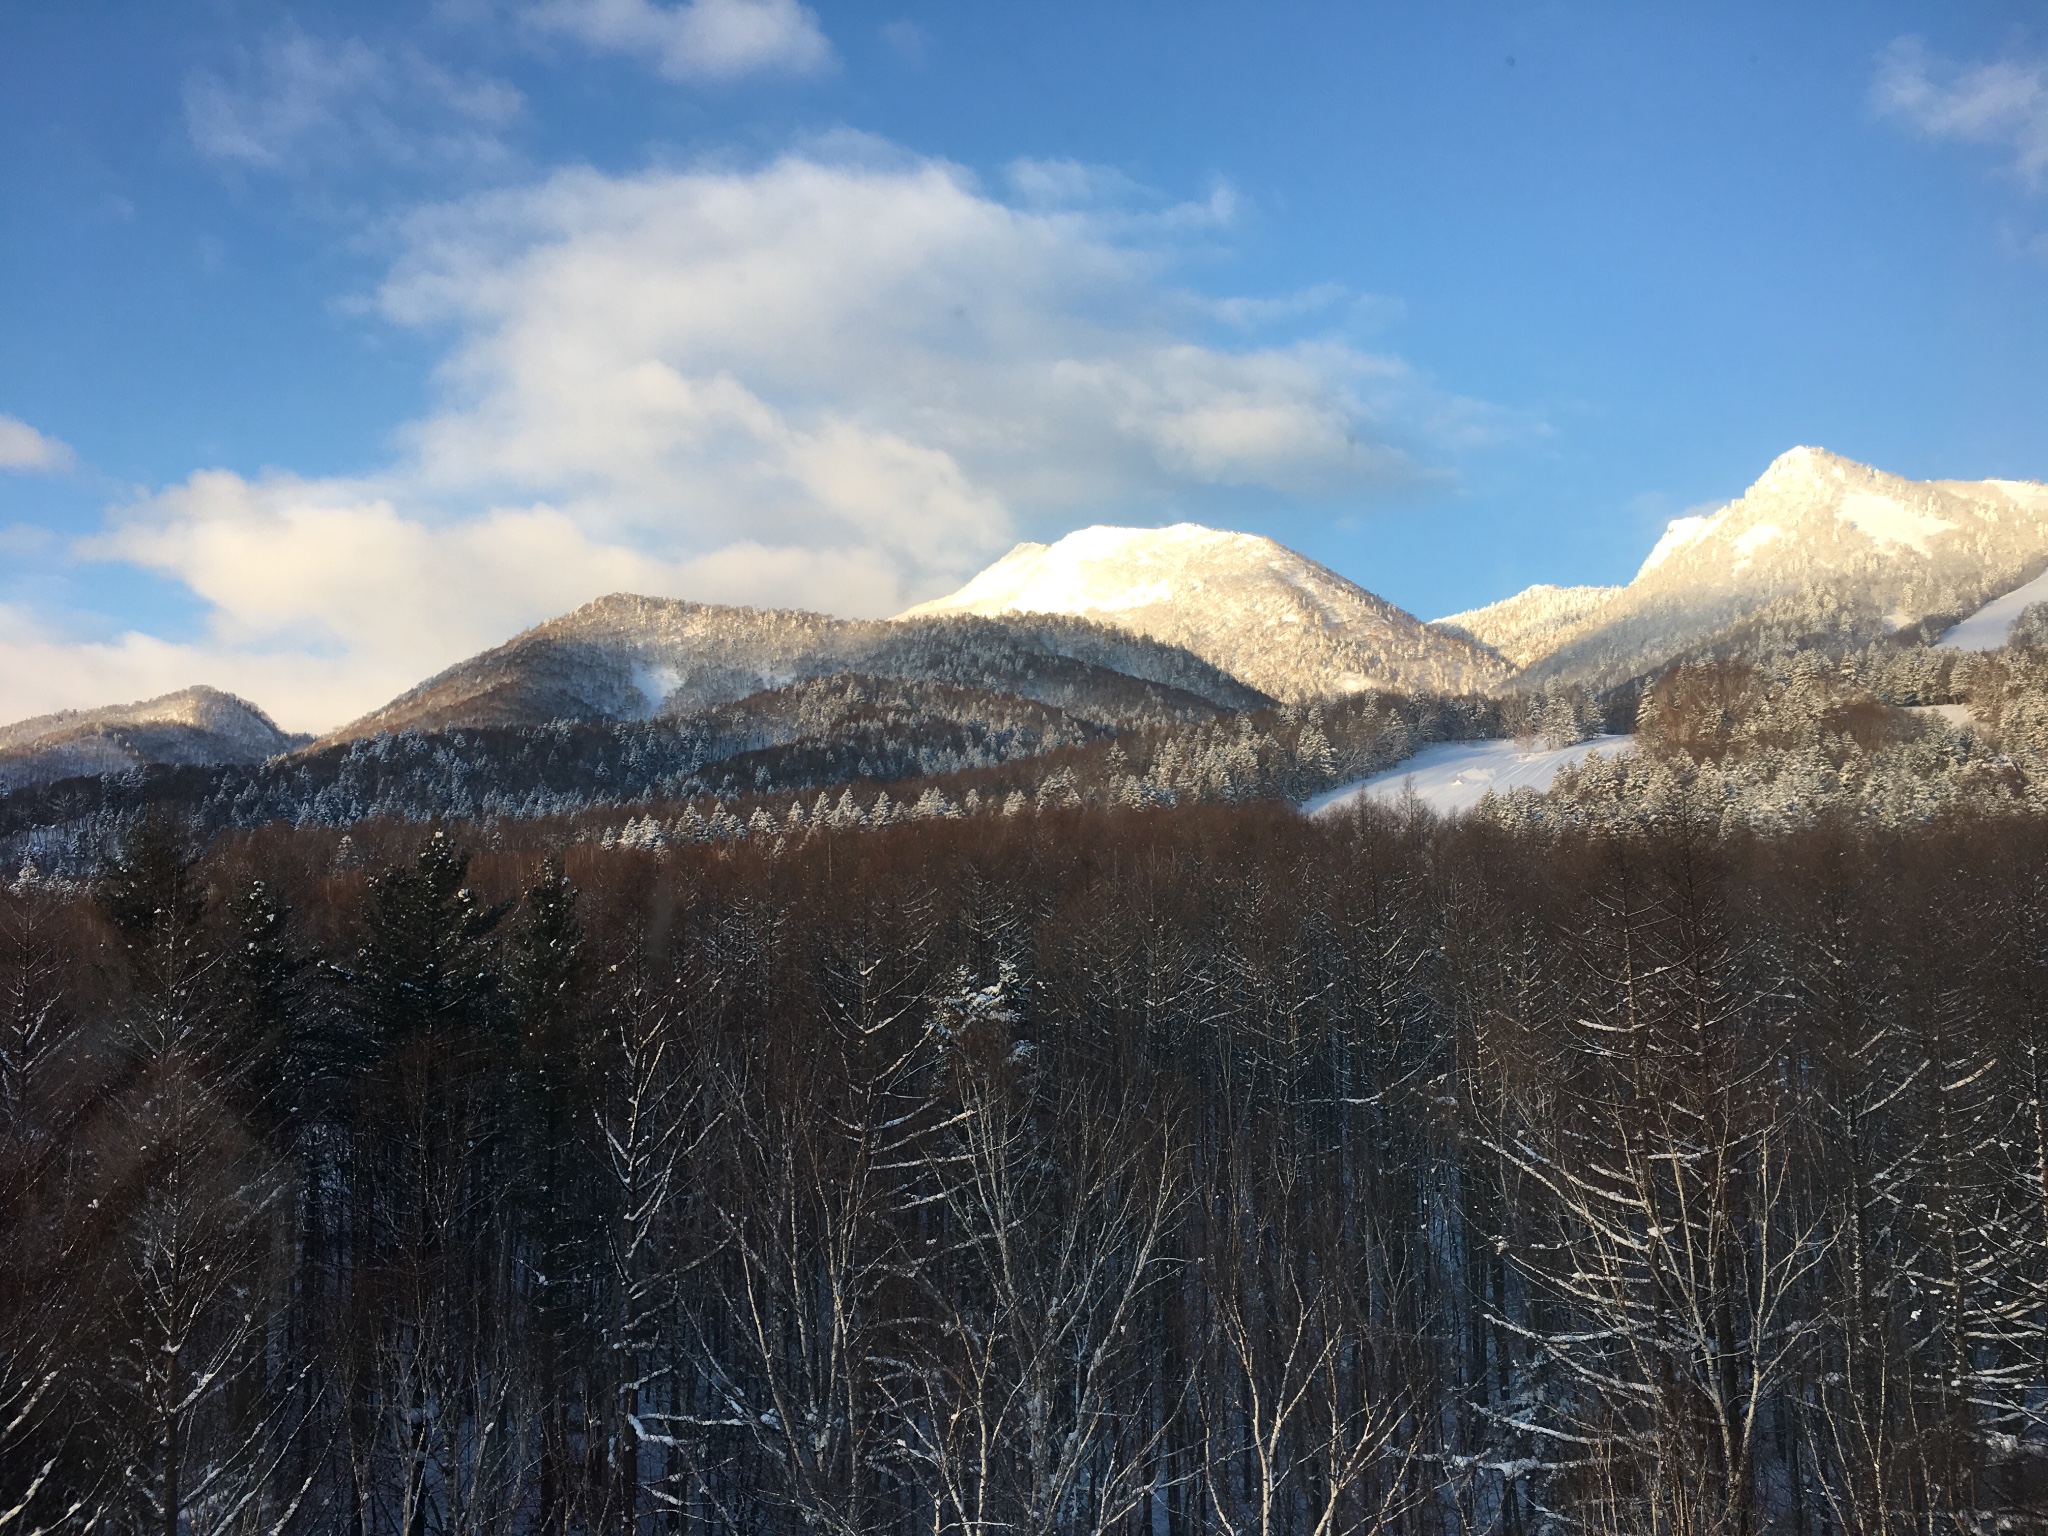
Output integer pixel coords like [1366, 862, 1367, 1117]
[899, 520, 1507, 700]
[1757, 444, 1845, 487]
[1835, 492, 1954, 554]
[902, 522, 1296, 619]
[1637, 512, 1720, 576]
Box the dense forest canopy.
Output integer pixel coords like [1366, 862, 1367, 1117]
[6, 793, 2048, 1534]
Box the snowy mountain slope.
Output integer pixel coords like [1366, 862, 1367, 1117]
[899, 523, 1509, 702]
[259, 675, 1131, 826]
[1306, 735, 1632, 819]
[1938, 568, 2048, 651]
[321, 596, 1266, 745]
[1509, 448, 2048, 689]
[0, 686, 303, 791]
[836, 615, 1269, 720]
[653, 673, 1112, 796]
[1434, 584, 1622, 669]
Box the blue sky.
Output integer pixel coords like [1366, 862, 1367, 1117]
[2, 1, 2045, 729]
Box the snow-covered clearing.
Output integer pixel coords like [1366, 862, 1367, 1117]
[1306, 735, 1633, 819]
[1904, 703, 1973, 730]
[1939, 568, 2048, 651]
[1835, 492, 1953, 554]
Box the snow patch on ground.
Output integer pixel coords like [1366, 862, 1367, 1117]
[1938, 568, 2048, 651]
[1904, 703, 1974, 730]
[1305, 736, 1634, 819]
[1984, 479, 2048, 514]
[631, 663, 684, 715]
[1836, 492, 1954, 554]
[1732, 523, 1782, 570]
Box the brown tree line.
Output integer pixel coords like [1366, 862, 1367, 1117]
[3, 803, 2048, 1534]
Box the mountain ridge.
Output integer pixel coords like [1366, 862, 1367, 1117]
[317, 595, 1269, 746]
[900, 521, 1509, 701]
[0, 685, 303, 792]
[13, 447, 2048, 768]
[1434, 584, 1621, 670]
[1453, 447, 2048, 689]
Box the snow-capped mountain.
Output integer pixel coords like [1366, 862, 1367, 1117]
[899, 523, 1508, 701]
[1480, 448, 2048, 689]
[30, 452, 2047, 776]
[1435, 584, 1622, 670]
[322, 595, 1268, 744]
[0, 686, 302, 791]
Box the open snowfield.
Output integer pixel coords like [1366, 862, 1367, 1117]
[1939, 569, 2048, 650]
[1306, 735, 1634, 819]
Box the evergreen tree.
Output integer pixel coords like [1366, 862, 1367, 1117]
[353, 829, 504, 1054]
[503, 856, 597, 1533]
[96, 808, 204, 946]
[216, 879, 310, 1142]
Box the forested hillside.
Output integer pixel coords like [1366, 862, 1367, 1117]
[15, 600, 2048, 1536]
[5, 803, 2048, 1534]
[0, 684, 1510, 878]
[1500, 634, 2048, 831]
[326, 600, 1267, 741]
[0, 687, 303, 792]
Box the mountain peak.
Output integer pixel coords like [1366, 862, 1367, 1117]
[0, 684, 289, 751]
[1515, 447, 2048, 687]
[1434, 584, 1623, 670]
[0, 685, 302, 791]
[901, 522, 1303, 624]
[1757, 443, 1850, 483]
[903, 521, 1507, 700]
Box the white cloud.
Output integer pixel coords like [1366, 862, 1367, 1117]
[21, 144, 1512, 732]
[1005, 158, 1149, 210]
[379, 149, 1459, 541]
[1208, 284, 1349, 329]
[57, 469, 908, 732]
[0, 605, 357, 738]
[526, 0, 832, 81]
[1003, 157, 1240, 233]
[185, 31, 523, 172]
[1874, 37, 2048, 187]
[0, 416, 74, 473]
